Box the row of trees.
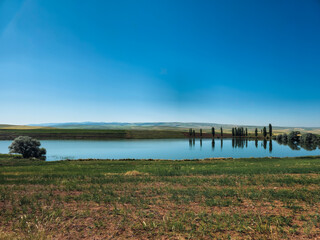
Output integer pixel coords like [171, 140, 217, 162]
[189, 124, 273, 138]
[189, 127, 222, 137]
[232, 127, 248, 137]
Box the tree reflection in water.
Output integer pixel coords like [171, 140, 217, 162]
[232, 138, 246, 149]
[300, 142, 318, 151]
[275, 137, 319, 151]
[269, 139, 272, 153]
[212, 139, 215, 150]
[263, 139, 267, 149]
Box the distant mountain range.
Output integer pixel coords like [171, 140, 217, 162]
[27, 122, 320, 133]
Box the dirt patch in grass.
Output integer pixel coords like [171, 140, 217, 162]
[124, 170, 149, 176]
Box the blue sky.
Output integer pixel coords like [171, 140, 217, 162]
[1, 0, 320, 127]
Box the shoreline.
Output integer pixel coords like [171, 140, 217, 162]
[1, 153, 320, 163]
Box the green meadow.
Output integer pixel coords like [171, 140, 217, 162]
[0, 129, 186, 140]
[0, 128, 292, 140]
[1, 154, 320, 239]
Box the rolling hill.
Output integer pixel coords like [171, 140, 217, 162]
[27, 122, 320, 134]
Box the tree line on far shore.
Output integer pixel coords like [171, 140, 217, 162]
[188, 123, 319, 150]
[188, 123, 273, 138]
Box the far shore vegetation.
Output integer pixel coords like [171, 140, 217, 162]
[0, 123, 319, 140]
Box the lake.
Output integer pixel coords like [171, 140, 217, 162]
[0, 139, 319, 161]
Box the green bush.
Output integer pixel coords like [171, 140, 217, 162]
[9, 136, 46, 159]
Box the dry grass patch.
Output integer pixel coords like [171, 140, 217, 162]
[124, 170, 149, 176]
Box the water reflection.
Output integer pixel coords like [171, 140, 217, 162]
[263, 139, 267, 149]
[187, 138, 318, 155]
[287, 141, 300, 150]
[276, 137, 319, 151]
[276, 138, 300, 151]
[269, 139, 272, 153]
[300, 142, 318, 151]
[232, 138, 246, 148]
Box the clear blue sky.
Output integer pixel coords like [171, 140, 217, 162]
[1, 0, 320, 127]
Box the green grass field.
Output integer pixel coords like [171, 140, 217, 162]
[0, 129, 187, 140]
[0, 128, 270, 140]
[1, 154, 320, 239]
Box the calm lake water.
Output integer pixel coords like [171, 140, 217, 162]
[0, 139, 319, 161]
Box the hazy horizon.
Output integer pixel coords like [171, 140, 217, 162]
[1, 121, 319, 129]
[1, 0, 320, 127]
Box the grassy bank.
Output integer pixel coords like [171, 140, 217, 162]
[1, 154, 320, 239]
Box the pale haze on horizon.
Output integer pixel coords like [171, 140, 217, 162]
[1, 0, 320, 127]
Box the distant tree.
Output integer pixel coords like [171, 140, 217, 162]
[211, 127, 215, 138]
[189, 128, 192, 137]
[276, 134, 282, 141]
[300, 133, 318, 144]
[261, 129, 262, 134]
[263, 127, 267, 138]
[220, 127, 223, 137]
[200, 129, 202, 137]
[288, 131, 300, 142]
[9, 136, 46, 159]
[232, 128, 235, 137]
[255, 128, 258, 137]
[269, 124, 272, 137]
[300, 133, 319, 150]
[193, 130, 196, 137]
[245, 128, 248, 136]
